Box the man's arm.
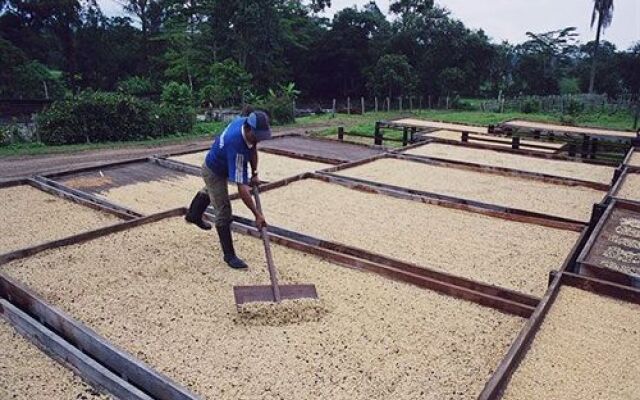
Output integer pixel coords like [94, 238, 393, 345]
[249, 147, 259, 186]
[237, 184, 266, 229]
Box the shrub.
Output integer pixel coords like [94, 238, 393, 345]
[117, 76, 154, 96]
[249, 83, 299, 125]
[451, 96, 475, 111]
[521, 98, 541, 114]
[157, 82, 196, 135]
[0, 125, 13, 146]
[38, 91, 153, 145]
[564, 98, 585, 116]
[161, 82, 193, 108]
[151, 103, 195, 137]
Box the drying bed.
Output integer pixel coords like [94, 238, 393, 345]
[499, 285, 640, 399]
[577, 201, 640, 282]
[258, 136, 384, 162]
[423, 130, 562, 154]
[169, 150, 331, 182]
[627, 150, 640, 167]
[392, 118, 488, 134]
[614, 172, 640, 202]
[2, 216, 524, 399]
[404, 143, 614, 185]
[0, 317, 110, 400]
[333, 157, 605, 222]
[54, 161, 234, 214]
[234, 178, 579, 296]
[0, 184, 121, 254]
[502, 119, 636, 139]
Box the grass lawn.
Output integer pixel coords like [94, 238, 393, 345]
[1, 108, 636, 157]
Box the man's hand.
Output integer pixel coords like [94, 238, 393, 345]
[250, 173, 260, 187]
[255, 213, 267, 229]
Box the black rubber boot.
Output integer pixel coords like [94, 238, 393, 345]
[216, 225, 248, 269]
[185, 192, 212, 230]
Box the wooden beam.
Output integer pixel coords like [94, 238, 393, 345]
[32, 176, 143, 219]
[394, 152, 609, 191]
[27, 178, 138, 220]
[0, 274, 201, 400]
[40, 156, 153, 179]
[477, 271, 563, 400]
[0, 177, 29, 189]
[0, 208, 185, 265]
[149, 156, 203, 176]
[313, 172, 585, 232]
[258, 146, 344, 165]
[399, 137, 619, 166]
[0, 300, 154, 400]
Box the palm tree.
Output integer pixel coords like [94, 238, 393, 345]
[588, 0, 614, 94]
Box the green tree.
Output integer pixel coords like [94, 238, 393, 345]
[199, 59, 252, 107]
[588, 0, 614, 93]
[366, 54, 417, 98]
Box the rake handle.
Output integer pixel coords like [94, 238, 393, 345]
[252, 186, 282, 303]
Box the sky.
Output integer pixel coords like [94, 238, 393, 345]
[97, 0, 639, 49]
[324, 0, 639, 49]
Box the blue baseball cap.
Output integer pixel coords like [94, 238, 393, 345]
[247, 111, 272, 141]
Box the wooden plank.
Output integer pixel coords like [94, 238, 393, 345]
[477, 273, 563, 400]
[0, 208, 185, 265]
[230, 213, 540, 307]
[230, 222, 536, 317]
[577, 263, 640, 288]
[258, 146, 345, 165]
[153, 144, 212, 159]
[0, 274, 201, 400]
[149, 156, 203, 176]
[32, 176, 143, 219]
[501, 119, 637, 139]
[409, 136, 620, 165]
[313, 172, 586, 232]
[0, 300, 154, 400]
[394, 152, 609, 191]
[27, 178, 138, 221]
[559, 271, 640, 305]
[40, 156, 153, 179]
[0, 177, 28, 189]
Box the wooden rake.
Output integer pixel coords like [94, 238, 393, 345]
[233, 186, 318, 307]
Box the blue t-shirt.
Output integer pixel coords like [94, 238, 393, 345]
[205, 117, 253, 184]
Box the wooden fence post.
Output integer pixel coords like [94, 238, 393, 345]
[402, 127, 409, 146]
[409, 96, 413, 112]
[386, 97, 390, 112]
[512, 136, 520, 150]
[361, 97, 365, 115]
[446, 96, 450, 109]
[461, 132, 469, 143]
[332, 98, 336, 118]
[581, 136, 590, 159]
[375, 97, 378, 113]
[419, 96, 423, 110]
[399, 96, 403, 112]
[347, 97, 351, 115]
[338, 126, 344, 141]
[428, 95, 432, 109]
[374, 121, 383, 145]
[591, 138, 598, 159]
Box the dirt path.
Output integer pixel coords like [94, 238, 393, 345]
[0, 125, 329, 181]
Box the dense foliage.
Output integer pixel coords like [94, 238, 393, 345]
[0, 0, 638, 102]
[37, 89, 194, 145]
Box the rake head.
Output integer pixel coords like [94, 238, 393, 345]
[233, 284, 318, 306]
